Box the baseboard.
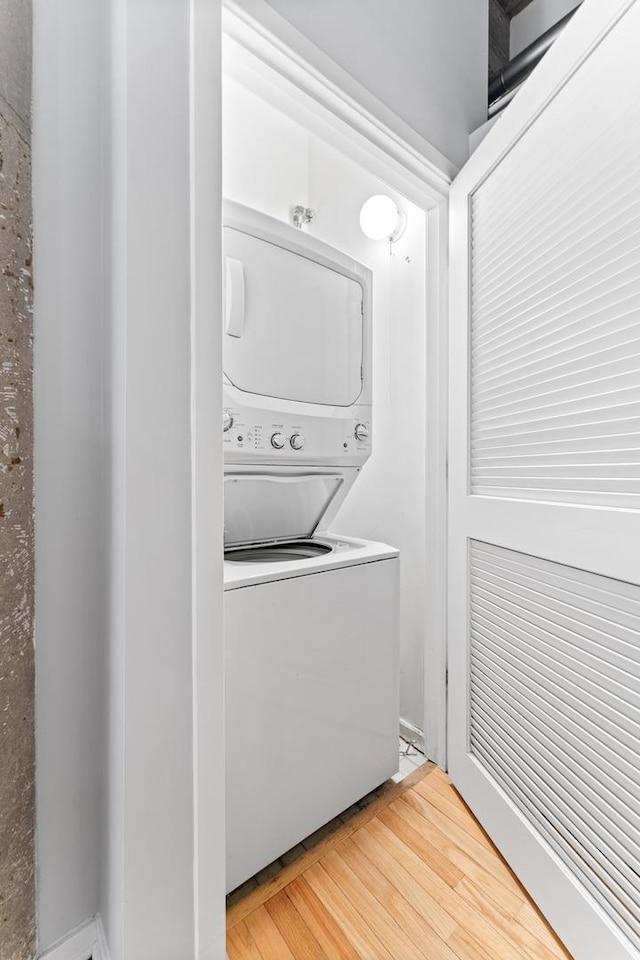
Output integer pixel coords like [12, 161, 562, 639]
[399, 717, 426, 754]
[94, 916, 111, 960]
[39, 915, 110, 960]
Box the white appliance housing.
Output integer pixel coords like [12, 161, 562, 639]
[223, 200, 373, 543]
[222, 202, 398, 893]
[225, 534, 399, 893]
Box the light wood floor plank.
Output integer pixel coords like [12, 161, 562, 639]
[227, 767, 573, 960]
[456, 876, 566, 960]
[404, 781, 520, 890]
[424, 773, 520, 857]
[377, 804, 465, 887]
[414, 776, 490, 842]
[264, 890, 326, 960]
[226, 920, 265, 960]
[244, 906, 297, 960]
[516, 900, 572, 960]
[304, 861, 395, 959]
[414, 779, 529, 898]
[321, 847, 428, 960]
[350, 822, 458, 941]
[365, 817, 543, 960]
[285, 877, 361, 960]
[337, 838, 461, 960]
[393, 795, 525, 916]
[430, 765, 460, 793]
[448, 924, 512, 960]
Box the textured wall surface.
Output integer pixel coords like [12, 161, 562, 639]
[489, 0, 511, 76]
[0, 0, 34, 956]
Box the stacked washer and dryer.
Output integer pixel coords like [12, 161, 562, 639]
[223, 201, 400, 893]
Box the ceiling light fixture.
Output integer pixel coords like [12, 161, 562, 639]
[359, 194, 406, 242]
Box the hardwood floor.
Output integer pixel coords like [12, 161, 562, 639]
[226, 764, 573, 960]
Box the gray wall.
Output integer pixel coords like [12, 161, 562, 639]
[0, 0, 35, 958]
[32, 0, 106, 950]
[258, 0, 489, 170]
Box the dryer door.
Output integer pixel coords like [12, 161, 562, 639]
[224, 227, 364, 406]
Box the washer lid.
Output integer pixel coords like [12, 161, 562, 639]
[224, 473, 344, 547]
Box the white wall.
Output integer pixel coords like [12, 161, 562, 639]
[223, 77, 429, 738]
[469, 114, 501, 154]
[223, 81, 309, 222]
[249, 0, 489, 171]
[511, 0, 582, 57]
[32, 0, 106, 949]
[34, 1, 225, 958]
[308, 142, 428, 741]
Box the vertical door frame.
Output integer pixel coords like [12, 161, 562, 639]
[191, 1, 226, 956]
[108, 1, 225, 957]
[222, 0, 453, 766]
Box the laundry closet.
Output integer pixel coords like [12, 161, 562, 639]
[222, 42, 432, 891]
[218, 3, 640, 955]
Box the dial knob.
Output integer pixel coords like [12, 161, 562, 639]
[223, 409, 233, 432]
[354, 423, 369, 442]
[271, 432, 286, 449]
[290, 433, 305, 451]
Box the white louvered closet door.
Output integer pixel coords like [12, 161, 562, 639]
[448, 3, 640, 959]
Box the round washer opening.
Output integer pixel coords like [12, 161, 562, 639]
[224, 540, 333, 564]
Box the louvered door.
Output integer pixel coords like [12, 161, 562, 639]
[448, 2, 640, 958]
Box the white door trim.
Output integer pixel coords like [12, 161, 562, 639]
[190, 1, 226, 957]
[223, 0, 457, 189]
[106, 2, 225, 957]
[221, 0, 452, 766]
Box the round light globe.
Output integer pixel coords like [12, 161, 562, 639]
[359, 195, 401, 241]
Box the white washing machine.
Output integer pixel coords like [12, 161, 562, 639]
[222, 201, 399, 892]
[225, 534, 399, 892]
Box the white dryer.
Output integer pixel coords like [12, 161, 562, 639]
[222, 199, 372, 506]
[222, 202, 399, 893]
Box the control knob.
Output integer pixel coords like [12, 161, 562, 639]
[290, 433, 305, 451]
[270, 432, 286, 449]
[354, 423, 369, 442]
[223, 409, 233, 432]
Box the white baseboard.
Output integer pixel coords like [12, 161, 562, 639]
[94, 916, 111, 960]
[399, 717, 426, 754]
[39, 915, 110, 960]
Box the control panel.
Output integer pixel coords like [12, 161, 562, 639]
[222, 403, 371, 466]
